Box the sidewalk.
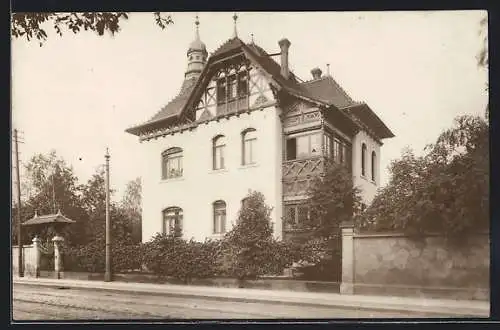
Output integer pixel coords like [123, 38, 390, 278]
[13, 276, 489, 317]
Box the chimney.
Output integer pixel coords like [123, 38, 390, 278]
[278, 38, 291, 79]
[311, 67, 322, 80]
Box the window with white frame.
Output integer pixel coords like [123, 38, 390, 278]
[361, 143, 367, 177]
[162, 147, 183, 179]
[162, 207, 183, 237]
[286, 132, 322, 160]
[213, 200, 226, 234]
[371, 151, 376, 182]
[242, 128, 257, 165]
[213, 135, 226, 170]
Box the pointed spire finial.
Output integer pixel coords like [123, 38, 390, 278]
[233, 13, 238, 38]
[195, 13, 200, 40]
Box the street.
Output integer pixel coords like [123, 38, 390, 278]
[13, 283, 450, 320]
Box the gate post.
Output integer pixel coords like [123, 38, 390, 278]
[52, 235, 64, 279]
[340, 221, 355, 294]
[32, 236, 41, 278]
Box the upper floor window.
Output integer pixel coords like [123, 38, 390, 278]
[162, 206, 183, 237]
[361, 143, 367, 177]
[216, 70, 249, 105]
[162, 147, 183, 180]
[371, 151, 376, 182]
[213, 135, 226, 170]
[213, 200, 227, 234]
[286, 132, 322, 160]
[242, 128, 257, 165]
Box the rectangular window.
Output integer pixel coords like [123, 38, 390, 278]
[287, 133, 322, 160]
[324, 133, 332, 158]
[286, 138, 297, 160]
[297, 206, 309, 225]
[162, 148, 183, 180]
[228, 75, 237, 100]
[163, 208, 183, 237]
[284, 204, 309, 229]
[285, 205, 297, 229]
[243, 139, 256, 165]
[214, 147, 224, 170]
[216, 79, 226, 104]
[238, 73, 248, 98]
[296, 135, 310, 159]
[310, 134, 321, 157]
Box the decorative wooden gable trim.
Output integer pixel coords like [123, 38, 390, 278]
[282, 99, 322, 131]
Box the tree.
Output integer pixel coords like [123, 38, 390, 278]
[80, 169, 134, 245]
[20, 151, 88, 246]
[359, 115, 489, 242]
[121, 177, 142, 243]
[305, 160, 362, 238]
[224, 191, 291, 285]
[11, 12, 173, 45]
[477, 15, 488, 69]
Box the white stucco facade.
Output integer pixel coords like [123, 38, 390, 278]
[141, 105, 283, 243]
[351, 130, 381, 206]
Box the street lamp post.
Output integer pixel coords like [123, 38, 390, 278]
[104, 148, 112, 282]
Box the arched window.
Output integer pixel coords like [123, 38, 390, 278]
[213, 200, 226, 234]
[162, 207, 183, 237]
[371, 151, 376, 182]
[361, 143, 367, 177]
[242, 128, 257, 165]
[213, 135, 226, 170]
[162, 147, 183, 179]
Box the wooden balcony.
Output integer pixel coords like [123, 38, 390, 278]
[282, 157, 325, 197]
[216, 98, 249, 116]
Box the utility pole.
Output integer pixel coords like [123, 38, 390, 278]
[14, 129, 23, 277]
[104, 148, 112, 282]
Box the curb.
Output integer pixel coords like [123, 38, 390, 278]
[13, 279, 489, 317]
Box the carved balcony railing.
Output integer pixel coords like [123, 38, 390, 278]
[282, 157, 325, 197]
[216, 98, 249, 116]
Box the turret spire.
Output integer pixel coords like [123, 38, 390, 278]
[186, 13, 207, 80]
[195, 14, 200, 41]
[233, 13, 238, 38]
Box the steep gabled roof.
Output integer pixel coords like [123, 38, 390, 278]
[126, 36, 393, 141]
[149, 77, 198, 122]
[126, 77, 198, 134]
[300, 76, 356, 109]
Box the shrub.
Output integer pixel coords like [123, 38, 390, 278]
[63, 239, 142, 273]
[141, 233, 222, 283]
[223, 191, 296, 282]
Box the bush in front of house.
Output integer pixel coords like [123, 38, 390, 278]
[222, 191, 298, 284]
[141, 233, 223, 283]
[63, 239, 142, 273]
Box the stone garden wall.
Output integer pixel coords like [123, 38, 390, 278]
[340, 225, 489, 300]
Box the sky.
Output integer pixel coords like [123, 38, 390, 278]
[11, 11, 488, 202]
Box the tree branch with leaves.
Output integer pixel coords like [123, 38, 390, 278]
[11, 12, 173, 46]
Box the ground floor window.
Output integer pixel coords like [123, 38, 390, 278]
[162, 207, 183, 237]
[213, 200, 226, 234]
[284, 204, 310, 229]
